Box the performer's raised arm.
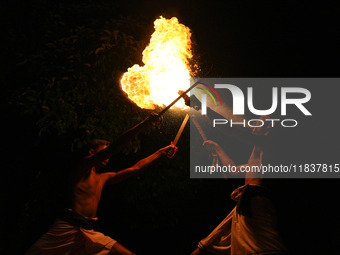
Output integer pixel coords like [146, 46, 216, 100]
[102, 144, 177, 185]
[201, 117, 271, 181]
[188, 94, 270, 148]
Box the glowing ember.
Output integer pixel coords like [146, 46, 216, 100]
[121, 16, 192, 109]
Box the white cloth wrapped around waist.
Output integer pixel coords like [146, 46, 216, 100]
[26, 219, 116, 255]
[198, 185, 288, 255]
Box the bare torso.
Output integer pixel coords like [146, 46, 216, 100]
[71, 167, 106, 218]
[69, 142, 169, 219]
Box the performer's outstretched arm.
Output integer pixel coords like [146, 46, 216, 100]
[203, 140, 245, 178]
[189, 95, 270, 148]
[102, 144, 177, 185]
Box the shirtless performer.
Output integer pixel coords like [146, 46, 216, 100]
[191, 117, 288, 255]
[26, 115, 177, 255]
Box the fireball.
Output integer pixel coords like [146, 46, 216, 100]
[121, 16, 193, 109]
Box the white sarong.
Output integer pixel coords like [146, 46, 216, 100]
[198, 185, 288, 255]
[26, 219, 117, 255]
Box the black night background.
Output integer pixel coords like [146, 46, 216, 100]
[2, 1, 339, 254]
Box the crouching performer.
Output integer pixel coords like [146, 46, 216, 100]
[27, 115, 177, 255]
[191, 118, 288, 255]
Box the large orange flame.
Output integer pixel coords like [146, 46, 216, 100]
[121, 16, 192, 109]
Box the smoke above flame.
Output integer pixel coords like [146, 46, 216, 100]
[121, 16, 193, 109]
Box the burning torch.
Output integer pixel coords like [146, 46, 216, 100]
[159, 81, 200, 157]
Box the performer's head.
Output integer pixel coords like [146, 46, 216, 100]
[87, 139, 110, 166]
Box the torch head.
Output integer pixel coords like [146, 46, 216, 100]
[181, 93, 201, 111]
[178, 90, 190, 107]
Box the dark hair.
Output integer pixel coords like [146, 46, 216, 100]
[72, 139, 110, 162]
[88, 139, 110, 150]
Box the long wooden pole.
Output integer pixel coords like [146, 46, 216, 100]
[173, 114, 190, 146]
[191, 116, 207, 141]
